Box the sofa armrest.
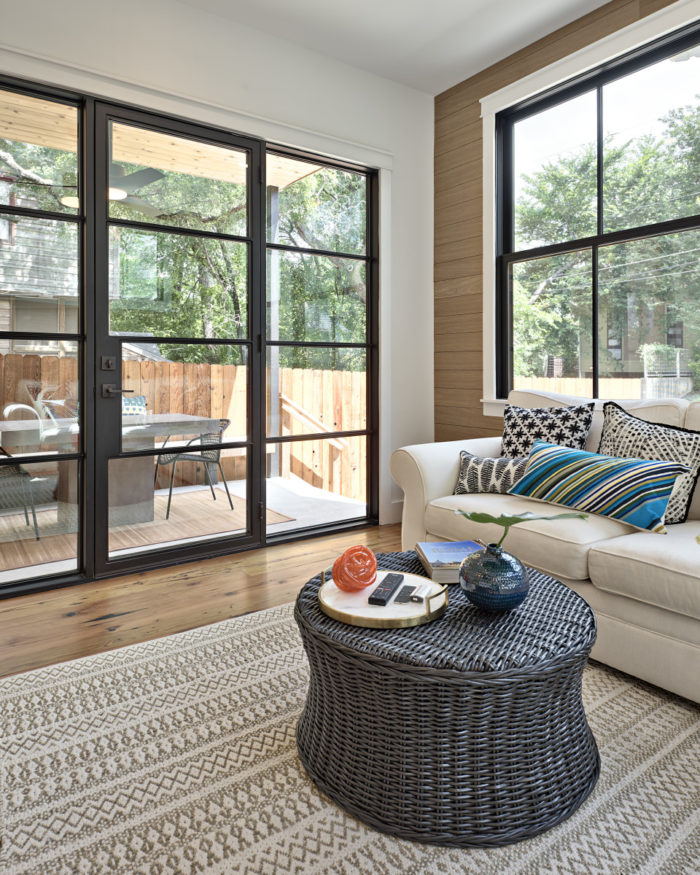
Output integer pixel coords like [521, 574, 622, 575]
[390, 436, 502, 550]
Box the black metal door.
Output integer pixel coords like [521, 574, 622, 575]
[91, 102, 264, 577]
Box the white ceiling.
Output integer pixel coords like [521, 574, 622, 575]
[177, 0, 613, 94]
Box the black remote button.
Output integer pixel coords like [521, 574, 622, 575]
[368, 573, 404, 606]
[394, 585, 416, 604]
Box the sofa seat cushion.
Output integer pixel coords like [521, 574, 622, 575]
[425, 492, 632, 581]
[588, 521, 700, 619]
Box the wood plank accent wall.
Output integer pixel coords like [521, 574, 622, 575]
[433, 0, 679, 442]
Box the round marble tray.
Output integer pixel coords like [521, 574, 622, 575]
[318, 570, 448, 628]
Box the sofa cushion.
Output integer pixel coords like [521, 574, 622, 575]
[501, 402, 593, 456]
[509, 440, 688, 533]
[507, 390, 688, 453]
[589, 521, 700, 619]
[454, 451, 527, 495]
[681, 401, 700, 522]
[425, 492, 632, 581]
[597, 401, 700, 524]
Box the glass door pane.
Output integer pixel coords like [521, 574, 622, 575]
[108, 451, 248, 557]
[266, 347, 366, 437]
[109, 122, 248, 235]
[119, 344, 248, 452]
[0, 87, 81, 586]
[109, 226, 248, 339]
[0, 458, 79, 585]
[265, 436, 367, 534]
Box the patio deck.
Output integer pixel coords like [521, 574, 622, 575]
[0, 475, 367, 583]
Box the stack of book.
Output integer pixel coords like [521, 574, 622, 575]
[415, 540, 482, 584]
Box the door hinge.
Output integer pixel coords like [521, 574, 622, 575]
[257, 334, 262, 352]
[258, 501, 264, 520]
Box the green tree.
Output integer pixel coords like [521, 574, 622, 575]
[513, 103, 700, 392]
[0, 139, 367, 369]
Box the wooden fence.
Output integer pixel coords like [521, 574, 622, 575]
[513, 376, 643, 399]
[0, 351, 79, 408]
[0, 353, 366, 502]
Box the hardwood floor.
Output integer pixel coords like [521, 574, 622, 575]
[0, 523, 402, 678]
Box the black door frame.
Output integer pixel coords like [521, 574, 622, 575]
[91, 101, 265, 578]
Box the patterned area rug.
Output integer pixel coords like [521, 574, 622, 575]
[1, 603, 698, 874]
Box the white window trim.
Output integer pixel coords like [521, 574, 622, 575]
[480, 0, 700, 419]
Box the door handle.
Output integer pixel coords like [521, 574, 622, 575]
[101, 384, 135, 398]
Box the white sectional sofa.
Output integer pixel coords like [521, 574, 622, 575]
[391, 390, 700, 703]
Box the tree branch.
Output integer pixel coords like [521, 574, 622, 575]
[0, 148, 54, 186]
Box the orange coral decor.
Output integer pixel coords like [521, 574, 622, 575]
[332, 546, 378, 592]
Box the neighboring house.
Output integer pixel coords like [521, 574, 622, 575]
[0, 189, 78, 354]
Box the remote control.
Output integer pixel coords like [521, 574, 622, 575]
[394, 585, 416, 604]
[368, 573, 404, 606]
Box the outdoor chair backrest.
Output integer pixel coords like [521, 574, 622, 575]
[198, 431, 224, 463]
[157, 419, 230, 466]
[197, 419, 230, 462]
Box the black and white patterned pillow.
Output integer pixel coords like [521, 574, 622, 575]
[454, 451, 528, 495]
[501, 403, 594, 457]
[598, 401, 700, 524]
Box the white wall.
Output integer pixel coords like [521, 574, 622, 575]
[0, 0, 435, 524]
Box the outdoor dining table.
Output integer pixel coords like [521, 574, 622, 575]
[0, 412, 225, 527]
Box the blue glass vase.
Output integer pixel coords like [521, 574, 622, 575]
[459, 543, 529, 611]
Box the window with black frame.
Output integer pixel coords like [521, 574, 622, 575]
[497, 28, 700, 403]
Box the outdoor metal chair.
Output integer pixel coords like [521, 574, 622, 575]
[154, 418, 234, 519]
[3, 402, 61, 446]
[0, 447, 40, 540]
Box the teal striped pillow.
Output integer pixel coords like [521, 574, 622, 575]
[509, 440, 690, 533]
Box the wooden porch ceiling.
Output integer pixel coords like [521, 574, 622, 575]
[0, 88, 319, 189]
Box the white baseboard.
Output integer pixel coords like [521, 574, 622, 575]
[379, 498, 403, 526]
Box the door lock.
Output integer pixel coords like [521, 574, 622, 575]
[101, 384, 134, 398]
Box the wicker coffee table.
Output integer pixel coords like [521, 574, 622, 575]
[294, 551, 599, 847]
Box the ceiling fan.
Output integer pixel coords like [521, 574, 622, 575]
[109, 163, 165, 217]
[58, 163, 165, 213]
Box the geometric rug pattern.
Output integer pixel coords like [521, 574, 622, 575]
[1, 603, 699, 874]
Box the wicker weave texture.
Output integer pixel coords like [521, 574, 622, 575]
[295, 551, 599, 847]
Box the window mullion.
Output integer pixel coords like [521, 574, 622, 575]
[593, 85, 603, 399]
[596, 86, 604, 238]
